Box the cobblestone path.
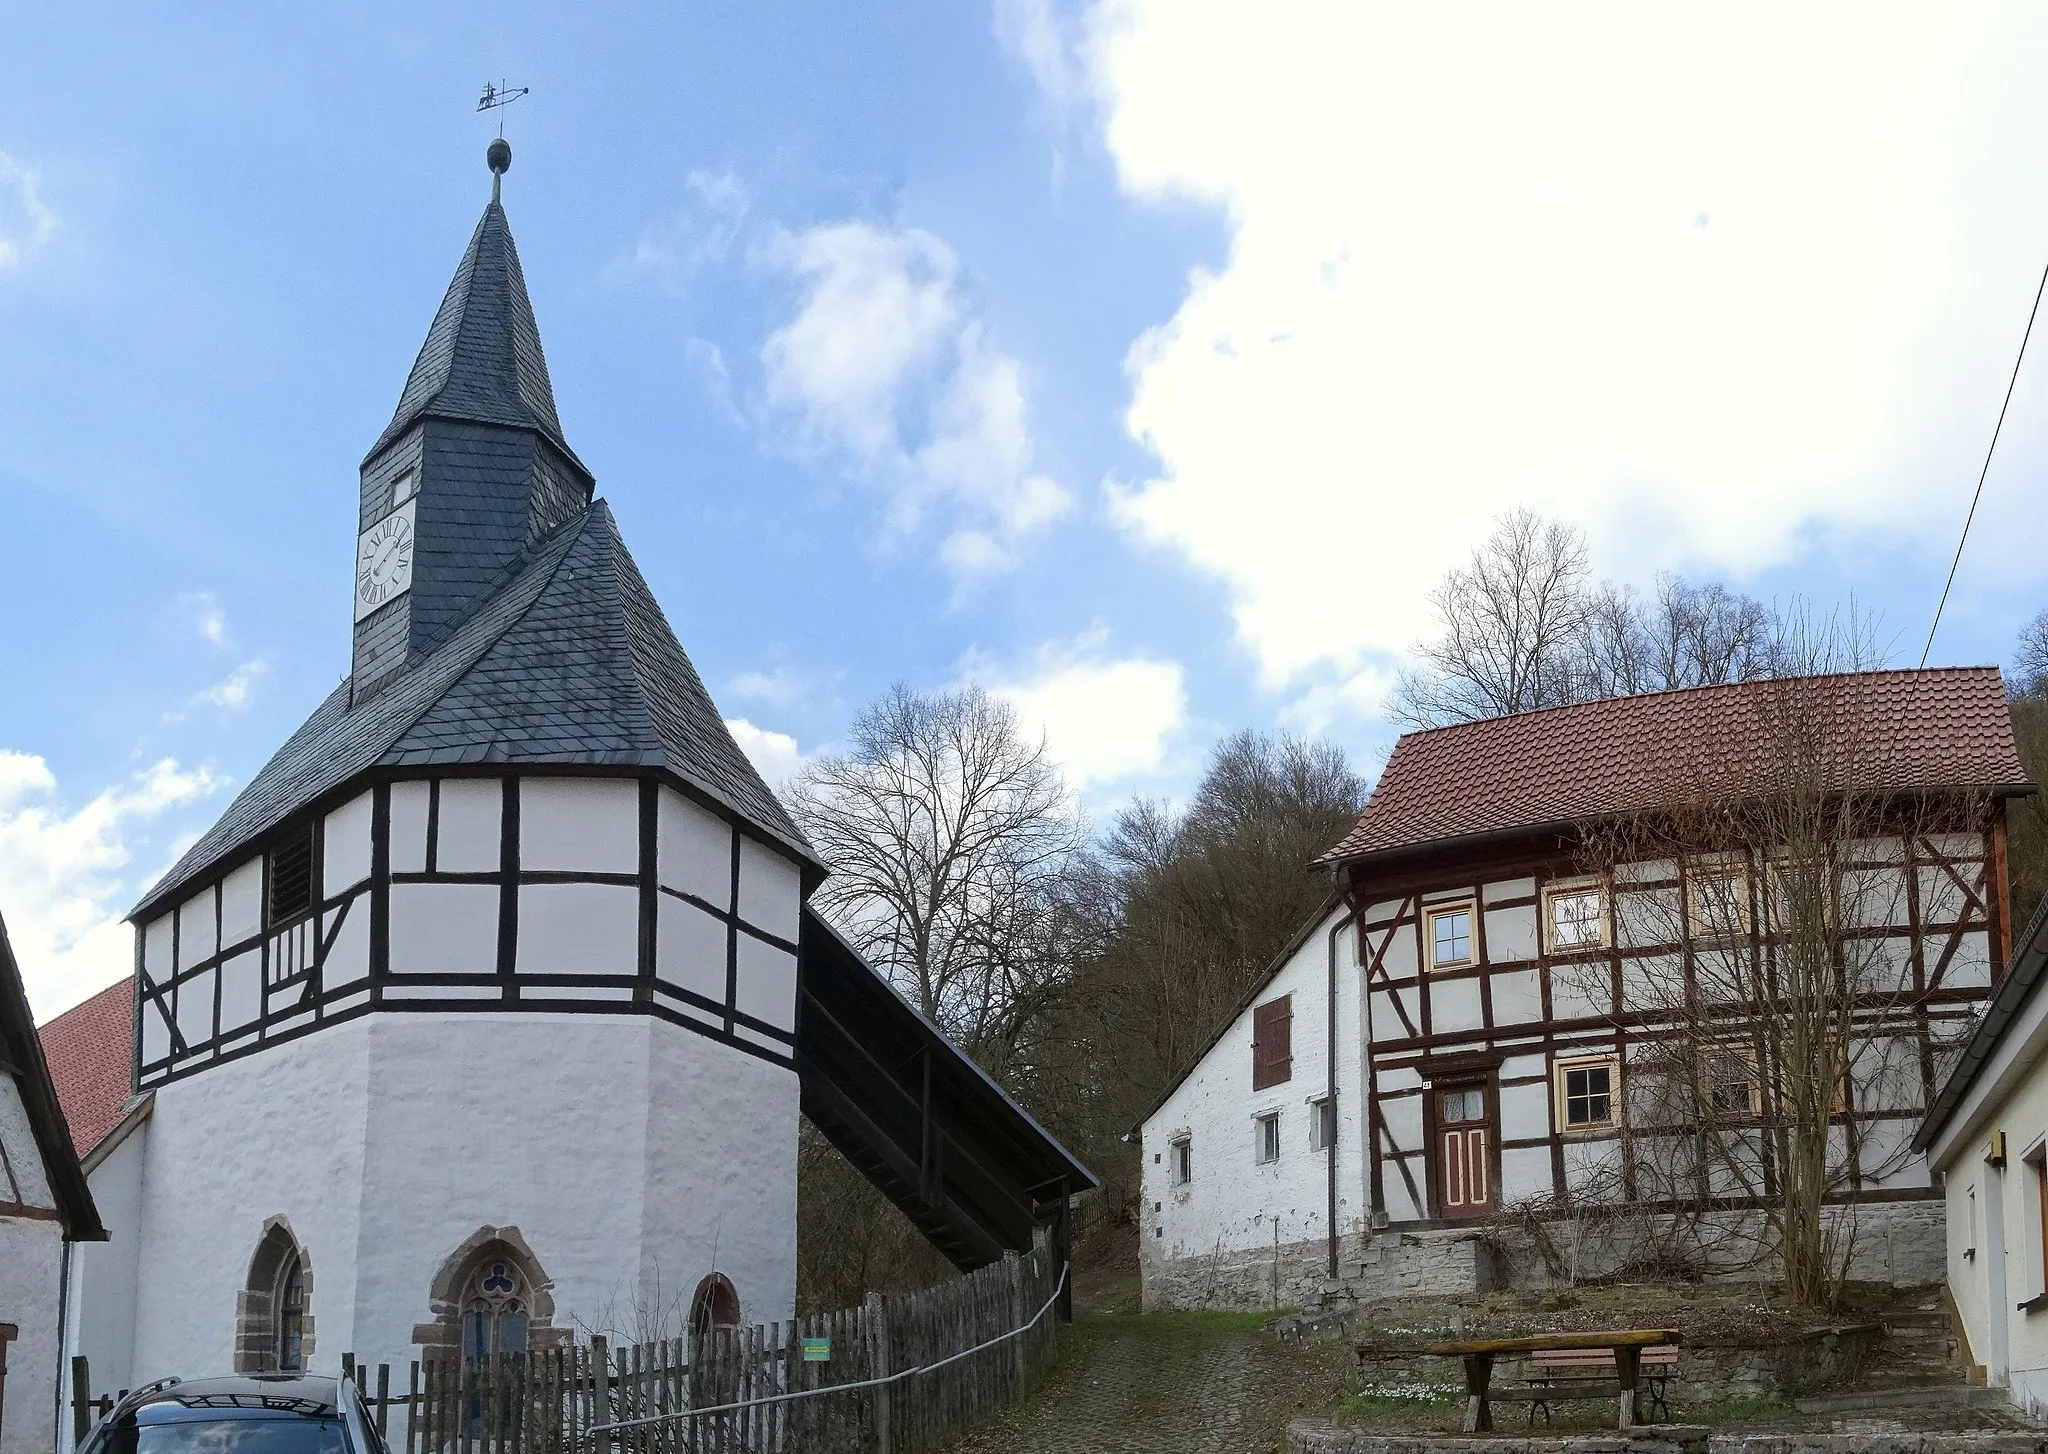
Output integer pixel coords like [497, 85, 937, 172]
[945, 1313, 1350, 1454]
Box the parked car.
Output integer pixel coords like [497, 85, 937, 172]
[79, 1376, 386, 1454]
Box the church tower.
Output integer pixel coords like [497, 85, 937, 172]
[112, 144, 816, 1380]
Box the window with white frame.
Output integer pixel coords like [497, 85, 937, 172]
[1553, 1055, 1619, 1131]
[1544, 882, 1608, 952]
[1255, 1111, 1281, 1165]
[1171, 1136, 1192, 1186]
[1309, 1095, 1337, 1153]
[1688, 865, 1751, 941]
[1425, 901, 1477, 970]
[1705, 1047, 1758, 1116]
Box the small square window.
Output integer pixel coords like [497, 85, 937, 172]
[1689, 868, 1751, 941]
[1309, 1096, 1337, 1153]
[1171, 1138, 1192, 1186]
[1425, 902, 1476, 970]
[391, 469, 417, 506]
[1545, 884, 1607, 952]
[1255, 1111, 1281, 1165]
[1707, 1049, 1757, 1116]
[1554, 1056, 1618, 1131]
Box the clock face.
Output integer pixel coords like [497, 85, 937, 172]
[354, 500, 417, 622]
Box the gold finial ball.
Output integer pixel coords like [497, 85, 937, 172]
[487, 138, 512, 176]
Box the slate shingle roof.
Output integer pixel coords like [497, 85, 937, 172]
[1319, 667, 2031, 866]
[36, 976, 134, 1159]
[366, 201, 577, 468]
[134, 502, 813, 919]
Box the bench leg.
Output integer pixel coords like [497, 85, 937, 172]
[1461, 1354, 1494, 1434]
[1646, 1373, 1669, 1423]
[1615, 1348, 1640, 1429]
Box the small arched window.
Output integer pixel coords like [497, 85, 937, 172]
[417, 1228, 563, 1362]
[236, 1220, 313, 1374]
[460, 1259, 530, 1362]
[688, 1274, 741, 1340]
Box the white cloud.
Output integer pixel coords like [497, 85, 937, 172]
[762, 221, 1071, 579]
[183, 592, 230, 648]
[195, 659, 266, 712]
[978, 629, 1188, 790]
[1081, 4, 2048, 687]
[725, 718, 810, 791]
[0, 752, 223, 1019]
[729, 664, 840, 711]
[0, 149, 55, 271]
[996, 0, 1084, 117]
[634, 170, 750, 273]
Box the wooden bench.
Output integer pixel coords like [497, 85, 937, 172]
[1412, 1329, 1681, 1431]
[1518, 1344, 1679, 1425]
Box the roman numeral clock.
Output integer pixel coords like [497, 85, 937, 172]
[354, 494, 417, 619]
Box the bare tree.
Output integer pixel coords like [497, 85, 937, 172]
[1560, 611, 1973, 1306]
[1390, 509, 1591, 727]
[2016, 609, 2048, 699]
[787, 684, 1082, 1074]
[1392, 511, 1776, 728]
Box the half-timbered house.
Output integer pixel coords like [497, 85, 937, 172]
[1141, 669, 2027, 1309]
[42, 143, 1093, 1400]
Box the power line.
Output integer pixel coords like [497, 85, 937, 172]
[1921, 255, 2048, 668]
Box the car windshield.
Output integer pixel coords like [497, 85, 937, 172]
[101, 1414, 348, 1454]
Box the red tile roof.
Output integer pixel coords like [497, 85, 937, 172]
[1321, 668, 2031, 866]
[37, 977, 135, 1159]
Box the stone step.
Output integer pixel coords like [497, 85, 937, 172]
[1795, 1385, 2010, 1414]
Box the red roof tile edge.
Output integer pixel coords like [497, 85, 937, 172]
[37, 976, 136, 1160]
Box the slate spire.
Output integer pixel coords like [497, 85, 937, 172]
[366, 143, 570, 464]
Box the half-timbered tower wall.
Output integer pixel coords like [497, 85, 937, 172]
[1357, 827, 2000, 1284]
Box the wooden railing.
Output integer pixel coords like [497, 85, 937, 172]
[72, 1245, 1063, 1454]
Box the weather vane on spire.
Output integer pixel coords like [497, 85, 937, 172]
[477, 80, 529, 202]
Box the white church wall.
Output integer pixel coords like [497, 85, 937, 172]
[522, 779, 637, 875]
[221, 862, 263, 951]
[0, 1074, 55, 1207]
[518, 883, 637, 976]
[390, 782, 431, 874]
[325, 792, 373, 897]
[736, 840, 800, 943]
[389, 883, 498, 976]
[1139, 907, 1363, 1309]
[436, 780, 502, 874]
[655, 897, 726, 1005]
[734, 937, 796, 1033]
[657, 789, 729, 906]
[129, 1023, 374, 1383]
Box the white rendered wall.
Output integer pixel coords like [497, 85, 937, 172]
[1140, 908, 1361, 1298]
[0, 1216, 64, 1454]
[122, 1011, 797, 1383]
[66, 1120, 148, 1409]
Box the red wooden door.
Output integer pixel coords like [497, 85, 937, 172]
[1436, 1085, 1492, 1218]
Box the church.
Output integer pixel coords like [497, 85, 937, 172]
[45, 142, 1091, 1404]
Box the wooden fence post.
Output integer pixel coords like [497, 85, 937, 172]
[590, 1336, 609, 1454]
[70, 1355, 92, 1449]
[864, 1293, 890, 1454]
[375, 1364, 391, 1443]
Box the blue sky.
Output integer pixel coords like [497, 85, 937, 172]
[6, 3, 2048, 1017]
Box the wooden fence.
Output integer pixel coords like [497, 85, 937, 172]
[74, 1246, 1064, 1454]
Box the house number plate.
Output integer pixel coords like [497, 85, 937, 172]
[801, 1338, 831, 1362]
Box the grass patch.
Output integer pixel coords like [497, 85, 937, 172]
[1335, 1382, 1464, 1415]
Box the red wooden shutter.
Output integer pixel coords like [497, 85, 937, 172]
[1251, 995, 1293, 1090]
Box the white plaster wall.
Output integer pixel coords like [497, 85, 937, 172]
[522, 780, 637, 876]
[1141, 908, 1362, 1296]
[68, 1122, 147, 1408]
[517, 883, 637, 977]
[391, 782, 431, 873]
[437, 781, 502, 874]
[0, 1076, 55, 1206]
[0, 1217, 64, 1454]
[325, 792, 373, 897]
[389, 883, 498, 976]
[657, 790, 729, 906]
[656, 898, 726, 1004]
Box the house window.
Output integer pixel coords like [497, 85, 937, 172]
[1252, 995, 1293, 1090]
[1425, 902, 1476, 970]
[267, 823, 315, 926]
[1255, 1111, 1281, 1165]
[1545, 883, 1607, 952]
[1171, 1136, 1192, 1186]
[1706, 1048, 1758, 1116]
[1554, 1055, 1619, 1131]
[1310, 1095, 1337, 1153]
[1688, 866, 1751, 941]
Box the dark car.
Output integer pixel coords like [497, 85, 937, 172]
[81, 1376, 386, 1454]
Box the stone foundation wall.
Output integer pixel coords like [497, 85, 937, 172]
[1144, 1199, 1944, 1313]
[1290, 1429, 2047, 1454]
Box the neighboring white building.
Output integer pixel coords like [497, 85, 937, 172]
[36, 143, 1094, 1410]
[1917, 901, 2048, 1412]
[1140, 673, 2028, 1310]
[0, 911, 104, 1454]
[1136, 903, 1367, 1311]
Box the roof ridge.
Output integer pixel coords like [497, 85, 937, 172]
[584, 505, 667, 752]
[1385, 665, 2009, 746]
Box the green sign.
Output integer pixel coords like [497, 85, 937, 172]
[801, 1338, 831, 1363]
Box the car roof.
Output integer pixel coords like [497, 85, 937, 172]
[130, 1377, 341, 1418]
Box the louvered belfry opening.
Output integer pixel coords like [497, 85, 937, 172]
[1251, 993, 1293, 1090]
[265, 824, 315, 926]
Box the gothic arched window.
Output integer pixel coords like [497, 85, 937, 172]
[415, 1226, 564, 1361]
[236, 1219, 314, 1374]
